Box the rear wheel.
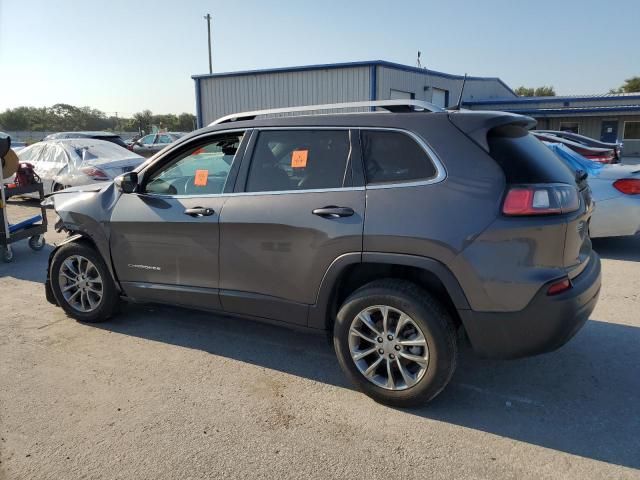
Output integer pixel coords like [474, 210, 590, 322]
[334, 279, 457, 407]
[50, 242, 118, 322]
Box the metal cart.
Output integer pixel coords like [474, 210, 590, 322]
[0, 182, 48, 262]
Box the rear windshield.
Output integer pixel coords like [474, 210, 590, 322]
[488, 126, 577, 185]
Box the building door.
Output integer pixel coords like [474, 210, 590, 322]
[600, 121, 618, 143]
[431, 88, 448, 108]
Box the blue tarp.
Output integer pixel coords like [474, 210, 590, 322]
[543, 142, 603, 177]
[8, 215, 42, 234]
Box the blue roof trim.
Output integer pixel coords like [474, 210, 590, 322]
[493, 105, 640, 116]
[464, 94, 640, 106]
[191, 60, 517, 97]
[369, 65, 377, 104]
[194, 78, 203, 128]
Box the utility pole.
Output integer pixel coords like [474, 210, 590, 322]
[204, 13, 212, 74]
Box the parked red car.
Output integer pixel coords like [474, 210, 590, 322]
[532, 132, 618, 164]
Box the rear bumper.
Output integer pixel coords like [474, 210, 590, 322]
[460, 251, 601, 359]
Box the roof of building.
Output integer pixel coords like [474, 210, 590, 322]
[464, 92, 640, 106]
[191, 60, 517, 96]
[495, 104, 640, 117]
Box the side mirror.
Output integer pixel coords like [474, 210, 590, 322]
[115, 171, 139, 194]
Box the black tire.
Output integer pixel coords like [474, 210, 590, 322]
[29, 235, 45, 251]
[334, 279, 457, 407]
[50, 241, 119, 323]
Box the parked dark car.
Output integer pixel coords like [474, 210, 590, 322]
[43, 131, 129, 150]
[536, 130, 623, 160]
[131, 132, 185, 157]
[43, 100, 601, 407]
[532, 131, 618, 164]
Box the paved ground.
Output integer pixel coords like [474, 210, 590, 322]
[1, 197, 639, 480]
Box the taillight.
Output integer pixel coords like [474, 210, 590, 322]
[79, 166, 109, 180]
[547, 278, 572, 296]
[613, 179, 640, 195]
[503, 184, 580, 216]
[586, 153, 614, 164]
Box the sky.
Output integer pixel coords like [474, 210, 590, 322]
[0, 0, 638, 116]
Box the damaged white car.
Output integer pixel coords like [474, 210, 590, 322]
[17, 138, 144, 194]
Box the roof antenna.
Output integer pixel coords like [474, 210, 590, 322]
[449, 74, 468, 110]
[416, 50, 422, 68]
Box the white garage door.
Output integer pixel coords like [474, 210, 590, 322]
[432, 88, 448, 108]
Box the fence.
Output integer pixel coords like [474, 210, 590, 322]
[5, 131, 139, 143]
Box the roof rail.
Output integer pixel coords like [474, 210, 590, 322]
[209, 99, 444, 126]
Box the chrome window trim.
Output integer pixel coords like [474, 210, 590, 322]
[136, 186, 366, 200]
[137, 126, 446, 198]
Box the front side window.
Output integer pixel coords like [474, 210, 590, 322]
[144, 133, 244, 196]
[361, 130, 436, 185]
[245, 130, 351, 193]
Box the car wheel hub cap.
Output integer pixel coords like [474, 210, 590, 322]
[57, 255, 103, 313]
[348, 305, 429, 391]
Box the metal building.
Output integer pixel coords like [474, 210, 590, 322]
[192, 60, 516, 127]
[464, 94, 640, 155]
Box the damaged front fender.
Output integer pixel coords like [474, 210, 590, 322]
[45, 182, 122, 292]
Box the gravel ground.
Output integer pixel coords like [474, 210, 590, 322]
[0, 199, 639, 480]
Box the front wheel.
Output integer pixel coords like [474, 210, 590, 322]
[49, 242, 119, 322]
[334, 279, 458, 407]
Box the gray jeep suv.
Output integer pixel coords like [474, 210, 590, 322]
[44, 100, 601, 406]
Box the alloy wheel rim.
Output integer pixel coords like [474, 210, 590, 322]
[348, 305, 429, 391]
[57, 255, 103, 313]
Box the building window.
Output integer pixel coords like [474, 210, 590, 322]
[389, 89, 415, 100]
[559, 122, 580, 134]
[623, 121, 640, 140]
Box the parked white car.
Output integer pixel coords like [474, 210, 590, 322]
[545, 143, 640, 238]
[17, 139, 145, 194]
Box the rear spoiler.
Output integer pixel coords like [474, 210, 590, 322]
[448, 111, 537, 152]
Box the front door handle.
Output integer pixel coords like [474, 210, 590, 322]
[184, 207, 215, 217]
[312, 206, 355, 218]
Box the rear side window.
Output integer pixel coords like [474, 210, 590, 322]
[361, 130, 436, 185]
[245, 130, 350, 192]
[488, 126, 576, 184]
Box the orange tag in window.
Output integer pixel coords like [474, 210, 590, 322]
[291, 149, 308, 168]
[194, 169, 208, 186]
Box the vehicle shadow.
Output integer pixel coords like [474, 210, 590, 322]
[0, 241, 52, 281]
[592, 236, 640, 262]
[94, 306, 640, 470]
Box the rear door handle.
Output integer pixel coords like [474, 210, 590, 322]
[312, 206, 355, 218]
[184, 207, 215, 217]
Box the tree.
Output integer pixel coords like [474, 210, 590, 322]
[515, 86, 535, 97]
[0, 104, 196, 133]
[610, 76, 640, 94]
[515, 86, 555, 97]
[177, 113, 196, 131]
[133, 110, 153, 134]
[534, 86, 555, 97]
